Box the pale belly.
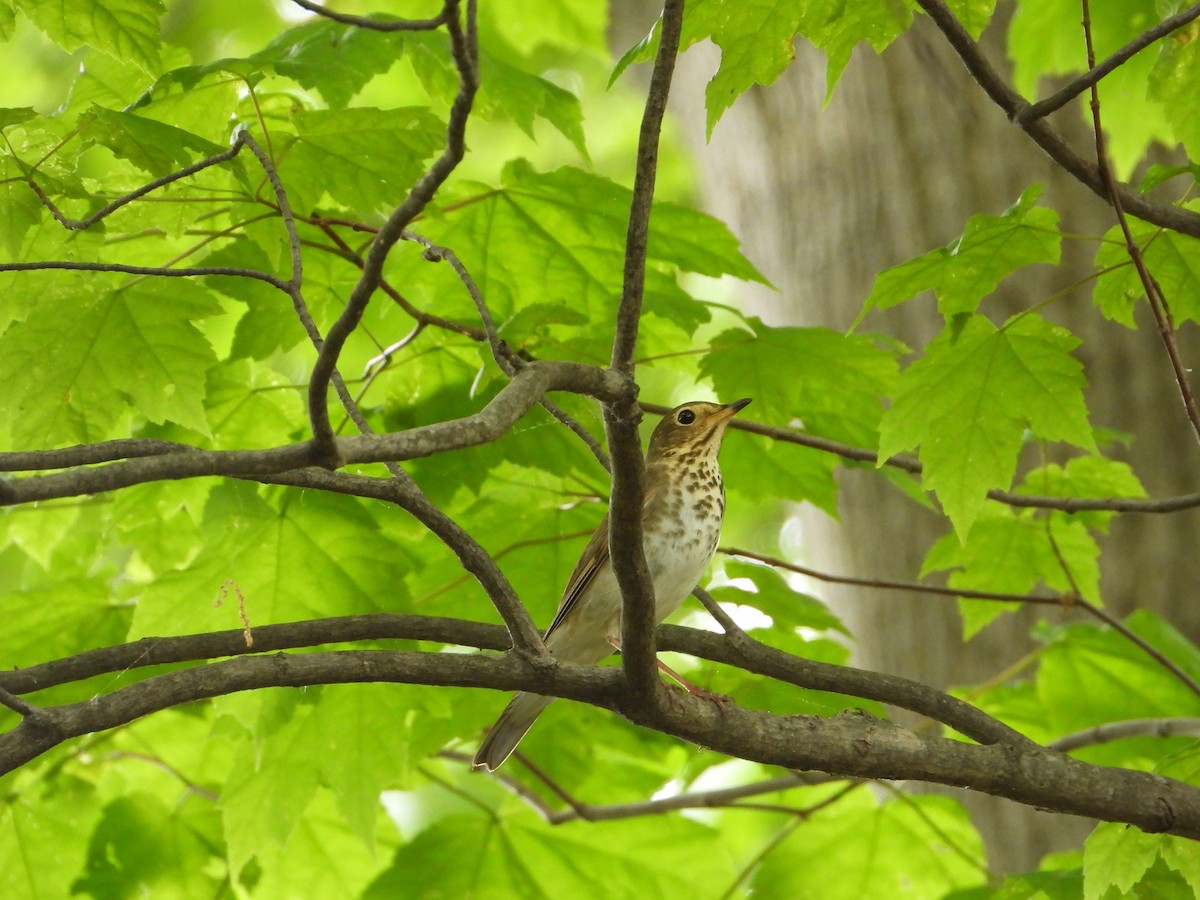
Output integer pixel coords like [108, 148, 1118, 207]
[544, 494, 721, 666]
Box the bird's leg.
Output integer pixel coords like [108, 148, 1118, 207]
[605, 636, 733, 713]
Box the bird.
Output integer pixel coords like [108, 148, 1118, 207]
[473, 397, 751, 771]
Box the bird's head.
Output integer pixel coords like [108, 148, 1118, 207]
[646, 398, 751, 463]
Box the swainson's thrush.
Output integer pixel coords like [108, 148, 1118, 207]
[473, 398, 751, 771]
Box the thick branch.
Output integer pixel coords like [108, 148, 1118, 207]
[0, 614, 1028, 750]
[4, 645, 1200, 838]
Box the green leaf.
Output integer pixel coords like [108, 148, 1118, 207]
[0, 276, 219, 446]
[1150, 32, 1200, 164]
[1093, 218, 1200, 328]
[130, 485, 414, 638]
[715, 558, 849, 635]
[220, 693, 323, 876]
[753, 794, 986, 898]
[946, 0, 998, 39]
[1008, 0, 1171, 177]
[253, 17, 403, 109]
[878, 313, 1095, 537]
[278, 107, 445, 215]
[1016, 456, 1147, 533]
[614, 0, 914, 132]
[1083, 822, 1173, 900]
[391, 162, 762, 345]
[73, 794, 224, 897]
[923, 509, 1099, 638]
[251, 789, 398, 899]
[0, 107, 36, 129]
[0, 155, 43, 260]
[1038, 616, 1200, 739]
[16, 0, 164, 73]
[365, 812, 737, 898]
[79, 105, 225, 177]
[0, 778, 103, 899]
[859, 186, 1061, 322]
[200, 240, 303, 360]
[700, 318, 899, 446]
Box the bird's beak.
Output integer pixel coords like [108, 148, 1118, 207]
[711, 398, 752, 423]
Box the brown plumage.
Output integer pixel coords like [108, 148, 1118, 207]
[473, 398, 750, 771]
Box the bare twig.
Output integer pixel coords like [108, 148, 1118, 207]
[289, 0, 454, 31]
[722, 547, 1064, 606]
[1017, 2, 1200, 124]
[399, 228, 610, 470]
[0, 260, 291, 291]
[0, 360, 624, 506]
[641, 401, 1200, 514]
[1050, 717, 1200, 753]
[914, 0, 1200, 239]
[308, 0, 477, 453]
[26, 132, 249, 230]
[692, 585, 752, 639]
[1078, 0, 1200, 445]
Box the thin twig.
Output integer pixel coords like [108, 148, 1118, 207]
[308, 0, 476, 451]
[722, 547, 1063, 606]
[26, 132, 249, 230]
[0, 686, 37, 717]
[1017, 2, 1200, 124]
[1049, 717, 1200, 753]
[692, 585, 751, 638]
[400, 228, 610, 470]
[1045, 517, 1200, 699]
[913, 0, 1200, 239]
[1079, 0, 1200, 445]
[289, 0, 453, 31]
[0, 260, 291, 292]
[640, 401, 1200, 513]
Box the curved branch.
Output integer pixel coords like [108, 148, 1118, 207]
[1017, 2, 1200, 124]
[289, 0, 454, 31]
[0, 360, 623, 505]
[914, 0, 1200, 239]
[0, 613, 1029, 749]
[4, 644, 1200, 838]
[308, 0, 477, 451]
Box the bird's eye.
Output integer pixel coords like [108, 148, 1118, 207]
[676, 409, 696, 425]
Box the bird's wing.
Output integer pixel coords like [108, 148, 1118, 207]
[543, 474, 666, 641]
[544, 512, 609, 640]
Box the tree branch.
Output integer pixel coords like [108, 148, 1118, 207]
[0, 360, 623, 505]
[289, 0, 454, 31]
[307, 0, 477, 454]
[609, 0, 687, 702]
[1078, 0, 1200, 446]
[4, 641, 1200, 838]
[914, 0, 1200, 239]
[1017, 2, 1200, 124]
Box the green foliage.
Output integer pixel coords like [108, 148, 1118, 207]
[859, 186, 1062, 322]
[879, 313, 1095, 538]
[1, 0, 1199, 896]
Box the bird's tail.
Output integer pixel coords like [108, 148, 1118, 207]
[473, 692, 554, 772]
